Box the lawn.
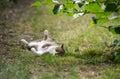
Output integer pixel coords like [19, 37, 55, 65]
[0, 1, 120, 79]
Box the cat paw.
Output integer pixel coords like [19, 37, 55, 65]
[31, 48, 36, 53]
[44, 30, 48, 35]
[20, 39, 28, 45]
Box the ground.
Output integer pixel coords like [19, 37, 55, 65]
[0, 0, 120, 79]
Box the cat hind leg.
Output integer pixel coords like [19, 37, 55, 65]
[21, 39, 29, 45]
[43, 30, 49, 40]
[31, 48, 44, 55]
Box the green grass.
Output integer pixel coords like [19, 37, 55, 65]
[1, 3, 120, 79]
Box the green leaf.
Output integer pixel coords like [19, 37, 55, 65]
[62, 7, 68, 13]
[73, 8, 79, 13]
[113, 39, 120, 46]
[66, 11, 74, 16]
[62, 4, 76, 15]
[115, 54, 120, 62]
[78, 3, 84, 7]
[92, 16, 98, 24]
[112, 17, 120, 21]
[98, 17, 109, 24]
[95, 12, 110, 24]
[31, 1, 41, 7]
[86, 0, 93, 2]
[87, 0, 104, 2]
[84, 3, 103, 13]
[96, 12, 111, 18]
[105, 2, 118, 12]
[97, 0, 104, 2]
[43, 0, 52, 4]
[64, 4, 75, 9]
[110, 38, 120, 47]
[86, 0, 104, 2]
[108, 25, 120, 34]
[89, 21, 95, 27]
[62, 0, 72, 3]
[115, 48, 120, 62]
[53, 4, 61, 14]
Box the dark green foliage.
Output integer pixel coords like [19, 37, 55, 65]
[92, 16, 98, 24]
[53, 4, 61, 14]
[109, 38, 120, 62]
[105, 2, 118, 12]
[115, 49, 120, 62]
[78, 3, 83, 7]
[110, 39, 120, 48]
[107, 25, 120, 63]
[62, 6, 67, 13]
[30, 0, 120, 25]
[108, 25, 120, 34]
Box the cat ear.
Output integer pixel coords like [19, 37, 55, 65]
[61, 44, 64, 48]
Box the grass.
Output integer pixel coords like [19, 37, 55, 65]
[1, 1, 120, 79]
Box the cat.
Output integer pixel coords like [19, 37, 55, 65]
[20, 30, 65, 56]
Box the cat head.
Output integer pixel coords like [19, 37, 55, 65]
[55, 44, 65, 55]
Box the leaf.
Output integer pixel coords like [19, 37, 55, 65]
[89, 21, 95, 27]
[31, 1, 41, 7]
[62, 4, 76, 15]
[114, 48, 120, 62]
[98, 17, 109, 24]
[84, 3, 103, 13]
[95, 12, 110, 24]
[86, 0, 93, 2]
[115, 54, 120, 62]
[92, 16, 98, 24]
[96, 12, 111, 18]
[43, 0, 53, 4]
[108, 12, 120, 20]
[108, 26, 120, 34]
[73, 8, 79, 13]
[53, 4, 61, 14]
[110, 38, 120, 47]
[64, 3, 76, 9]
[87, 0, 104, 2]
[66, 12, 74, 16]
[113, 39, 120, 45]
[112, 17, 120, 21]
[62, 7, 68, 13]
[105, 2, 118, 12]
[52, 0, 59, 4]
[78, 3, 84, 7]
[97, 0, 104, 2]
[72, 13, 84, 19]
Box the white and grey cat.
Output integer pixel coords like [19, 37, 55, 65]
[20, 30, 65, 55]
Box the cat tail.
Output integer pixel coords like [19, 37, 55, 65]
[44, 30, 49, 40]
[20, 39, 29, 45]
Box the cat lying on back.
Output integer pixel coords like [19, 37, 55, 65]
[20, 30, 65, 55]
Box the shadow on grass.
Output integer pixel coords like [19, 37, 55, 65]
[63, 49, 116, 66]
